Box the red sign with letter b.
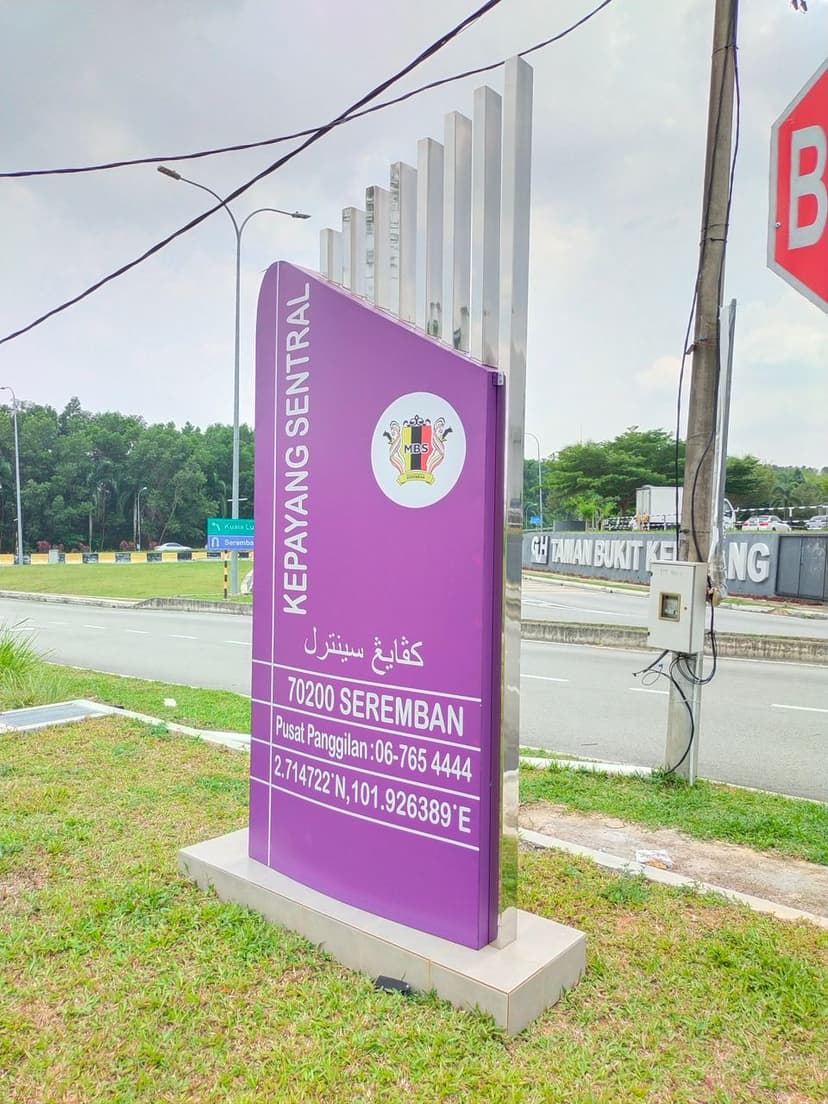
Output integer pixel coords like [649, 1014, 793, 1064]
[769, 59, 828, 313]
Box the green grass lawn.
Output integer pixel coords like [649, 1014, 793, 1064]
[521, 762, 828, 866]
[0, 561, 253, 601]
[1, 716, 826, 1103]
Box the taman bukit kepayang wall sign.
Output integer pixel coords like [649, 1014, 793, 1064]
[249, 262, 502, 948]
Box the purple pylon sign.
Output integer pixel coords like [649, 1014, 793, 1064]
[250, 261, 503, 948]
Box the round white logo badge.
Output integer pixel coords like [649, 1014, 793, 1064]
[371, 392, 467, 508]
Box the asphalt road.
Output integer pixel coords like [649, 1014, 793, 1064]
[3, 596, 826, 801]
[522, 576, 828, 639]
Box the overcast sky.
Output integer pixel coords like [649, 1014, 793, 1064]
[1, 0, 825, 468]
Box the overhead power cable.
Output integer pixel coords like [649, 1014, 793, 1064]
[0, 0, 505, 347]
[0, 0, 615, 180]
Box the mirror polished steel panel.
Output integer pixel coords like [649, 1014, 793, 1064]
[366, 185, 392, 310]
[470, 86, 502, 367]
[416, 137, 444, 337]
[443, 112, 472, 351]
[320, 228, 343, 283]
[390, 161, 417, 323]
[495, 55, 533, 948]
[342, 206, 366, 296]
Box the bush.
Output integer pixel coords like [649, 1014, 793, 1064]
[0, 623, 71, 709]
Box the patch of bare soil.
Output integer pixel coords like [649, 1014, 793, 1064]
[520, 801, 828, 918]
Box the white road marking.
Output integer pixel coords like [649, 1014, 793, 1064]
[170, 634, 198, 640]
[521, 674, 569, 683]
[629, 687, 668, 695]
[523, 602, 632, 620]
[771, 703, 828, 715]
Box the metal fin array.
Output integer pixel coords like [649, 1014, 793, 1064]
[319, 56, 532, 375]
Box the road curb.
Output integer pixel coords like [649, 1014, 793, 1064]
[0, 589, 139, 609]
[519, 828, 828, 929]
[135, 597, 252, 615]
[520, 619, 828, 664]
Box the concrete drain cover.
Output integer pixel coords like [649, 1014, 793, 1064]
[0, 700, 111, 732]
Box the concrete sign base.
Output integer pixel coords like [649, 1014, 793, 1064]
[179, 830, 586, 1035]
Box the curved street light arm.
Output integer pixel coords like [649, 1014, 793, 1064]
[156, 165, 311, 594]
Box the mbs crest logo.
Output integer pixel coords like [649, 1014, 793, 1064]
[371, 392, 466, 509]
[383, 414, 453, 486]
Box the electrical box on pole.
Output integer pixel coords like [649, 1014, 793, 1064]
[647, 562, 707, 654]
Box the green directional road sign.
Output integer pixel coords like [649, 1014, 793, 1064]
[206, 517, 255, 551]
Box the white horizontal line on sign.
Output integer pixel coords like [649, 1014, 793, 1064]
[126, 629, 149, 635]
[224, 640, 250, 646]
[170, 634, 198, 640]
[266, 781, 479, 851]
[272, 662, 483, 703]
[263, 700, 482, 754]
[771, 703, 828, 715]
[628, 687, 668, 696]
[521, 674, 569, 683]
[253, 737, 478, 801]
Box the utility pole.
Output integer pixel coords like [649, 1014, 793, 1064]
[665, 0, 738, 781]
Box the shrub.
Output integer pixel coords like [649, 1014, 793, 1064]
[0, 623, 71, 709]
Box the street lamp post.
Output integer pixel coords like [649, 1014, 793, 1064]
[136, 485, 148, 551]
[157, 166, 310, 595]
[525, 431, 544, 531]
[0, 386, 24, 566]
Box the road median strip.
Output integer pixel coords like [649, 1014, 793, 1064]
[521, 618, 828, 664]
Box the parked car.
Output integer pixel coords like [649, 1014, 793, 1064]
[805, 515, 828, 531]
[741, 515, 791, 533]
[153, 542, 191, 552]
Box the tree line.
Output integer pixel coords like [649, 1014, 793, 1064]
[0, 398, 253, 553]
[0, 405, 824, 553]
[523, 427, 828, 527]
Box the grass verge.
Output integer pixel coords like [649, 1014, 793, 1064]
[0, 627, 250, 730]
[1, 716, 826, 1103]
[51, 665, 251, 733]
[521, 761, 828, 866]
[0, 561, 252, 601]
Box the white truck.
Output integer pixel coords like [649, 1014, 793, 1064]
[634, 485, 736, 531]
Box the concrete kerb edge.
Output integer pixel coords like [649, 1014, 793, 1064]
[66, 700, 251, 751]
[0, 591, 251, 615]
[521, 619, 828, 664]
[520, 828, 828, 929]
[135, 597, 252, 615]
[0, 590, 140, 609]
